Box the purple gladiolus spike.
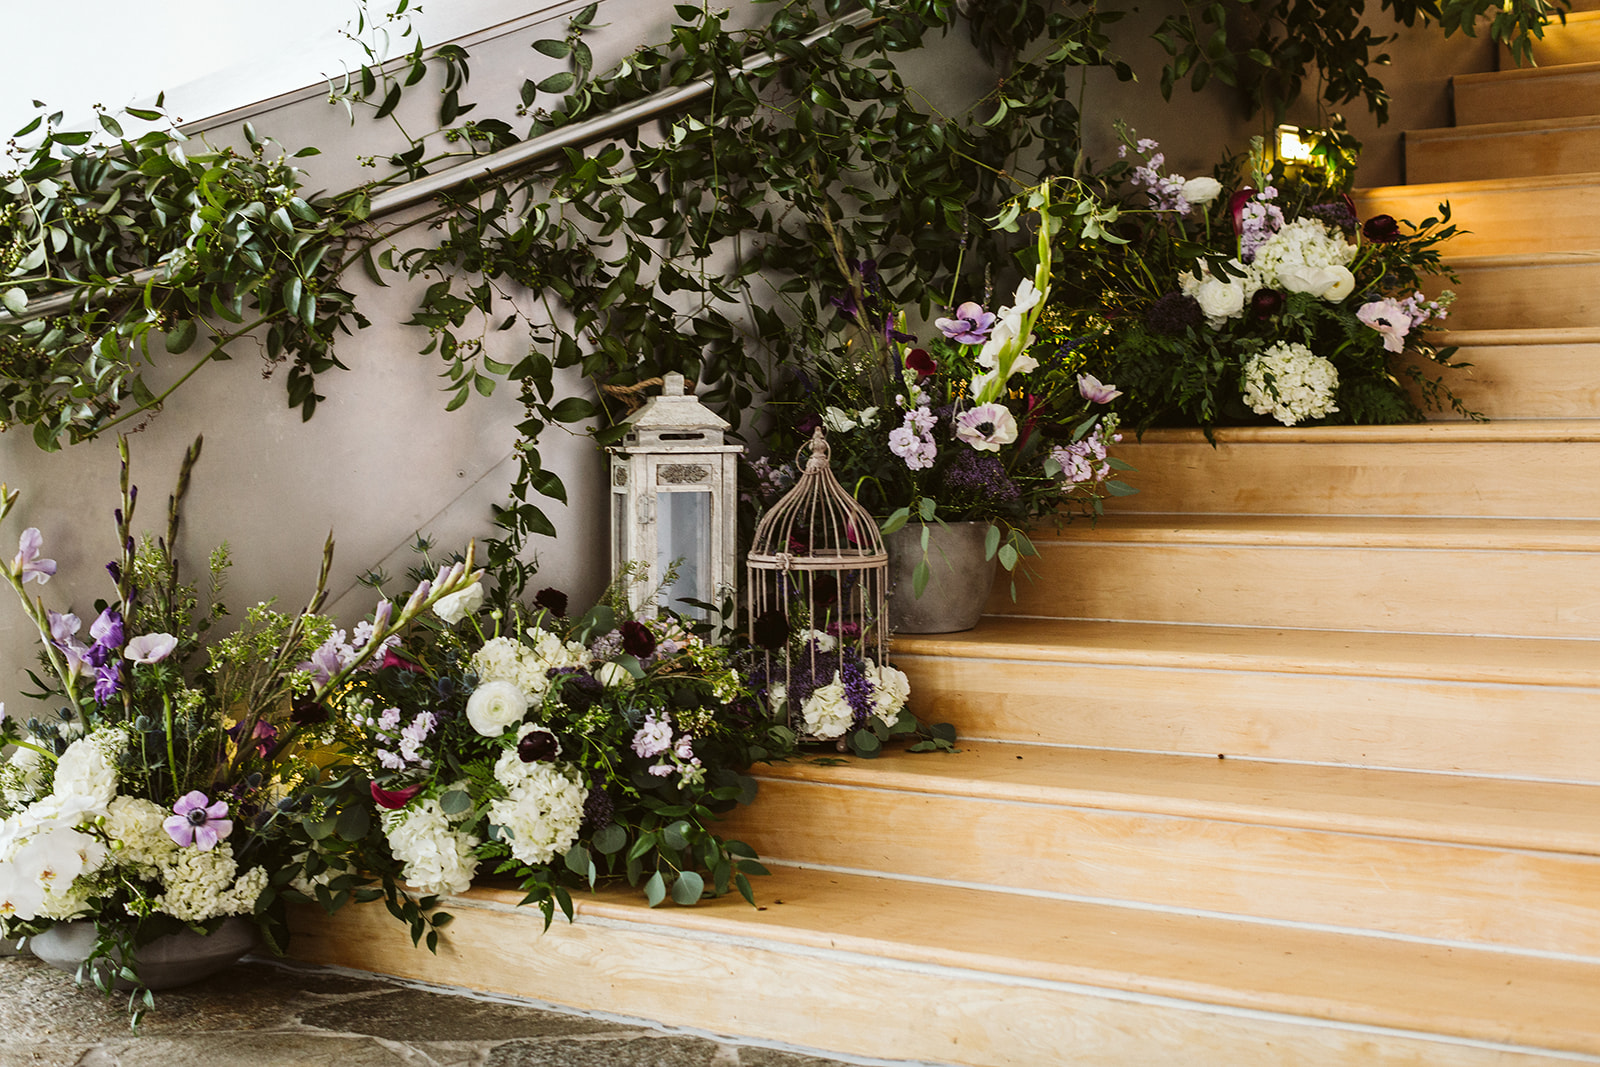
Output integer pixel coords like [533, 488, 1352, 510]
[93, 661, 122, 705]
[10, 528, 56, 585]
[163, 791, 233, 850]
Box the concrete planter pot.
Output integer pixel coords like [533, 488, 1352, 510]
[28, 916, 257, 991]
[884, 520, 998, 633]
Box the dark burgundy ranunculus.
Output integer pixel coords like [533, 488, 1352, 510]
[370, 782, 423, 809]
[517, 727, 561, 763]
[1250, 288, 1285, 320]
[620, 620, 657, 659]
[1362, 213, 1402, 243]
[752, 609, 790, 651]
[534, 587, 569, 617]
[905, 348, 938, 382]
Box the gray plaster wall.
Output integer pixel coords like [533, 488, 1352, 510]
[0, 0, 1497, 712]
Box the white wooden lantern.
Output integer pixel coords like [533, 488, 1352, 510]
[608, 373, 742, 620]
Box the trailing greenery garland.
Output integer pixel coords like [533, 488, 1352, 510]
[0, 0, 1567, 573]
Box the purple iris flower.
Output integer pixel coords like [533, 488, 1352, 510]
[934, 302, 996, 345]
[10, 528, 56, 585]
[163, 791, 233, 850]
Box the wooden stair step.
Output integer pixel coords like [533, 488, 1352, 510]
[1409, 329, 1600, 419]
[1453, 61, 1600, 126]
[720, 745, 1600, 956]
[1434, 251, 1600, 333]
[893, 619, 1600, 781]
[1354, 173, 1600, 255]
[289, 866, 1600, 1065]
[1500, 9, 1600, 68]
[1406, 114, 1600, 183]
[1104, 421, 1600, 517]
[981, 514, 1600, 638]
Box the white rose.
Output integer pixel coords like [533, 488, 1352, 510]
[1182, 176, 1223, 205]
[432, 581, 484, 625]
[464, 679, 530, 737]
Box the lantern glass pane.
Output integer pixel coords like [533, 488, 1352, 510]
[611, 491, 629, 575]
[657, 490, 710, 616]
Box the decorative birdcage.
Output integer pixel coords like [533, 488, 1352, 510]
[746, 428, 889, 744]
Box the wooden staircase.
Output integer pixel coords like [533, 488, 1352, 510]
[288, 18, 1600, 1066]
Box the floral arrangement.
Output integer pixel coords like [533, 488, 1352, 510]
[290, 561, 796, 937]
[771, 182, 1135, 590]
[0, 437, 479, 1004]
[1063, 130, 1470, 430]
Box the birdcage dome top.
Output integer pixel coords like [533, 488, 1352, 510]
[748, 429, 886, 569]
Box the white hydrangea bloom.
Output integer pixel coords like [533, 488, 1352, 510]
[381, 798, 480, 897]
[800, 674, 855, 739]
[1242, 342, 1340, 426]
[105, 796, 179, 879]
[489, 748, 587, 868]
[153, 843, 253, 922]
[29, 727, 127, 824]
[866, 660, 912, 726]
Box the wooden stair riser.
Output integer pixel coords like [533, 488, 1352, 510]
[1433, 257, 1600, 332]
[1453, 62, 1600, 126]
[287, 900, 1590, 1067]
[1406, 119, 1600, 184]
[984, 540, 1600, 638]
[896, 653, 1600, 782]
[721, 779, 1600, 957]
[1104, 438, 1600, 517]
[1353, 178, 1600, 255]
[1409, 340, 1600, 419]
[1499, 11, 1600, 68]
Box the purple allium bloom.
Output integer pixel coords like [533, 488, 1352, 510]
[580, 786, 616, 834]
[939, 450, 1021, 509]
[163, 791, 233, 850]
[10, 528, 56, 585]
[1146, 292, 1203, 335]
[934, 302, 997, 345]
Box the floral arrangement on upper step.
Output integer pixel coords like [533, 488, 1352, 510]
[1061, 128, 1476, 431]
[0, 437, 475, 1006]
[767, 181, 1136, 589]
[289, 558, 798, 939]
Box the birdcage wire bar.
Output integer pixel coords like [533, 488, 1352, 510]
[746, 428, 888, 742]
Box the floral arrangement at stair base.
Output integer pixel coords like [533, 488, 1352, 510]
[1064, 132, 1471, 431]
[774, 182, 1135, 599]
[290, 561, 795, 939]
[0, 438, 477, 1013]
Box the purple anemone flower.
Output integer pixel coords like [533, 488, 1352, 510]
[163, 791, 233, 850]
[934, 302, 996, 345]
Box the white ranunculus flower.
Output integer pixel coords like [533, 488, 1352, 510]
[1182, 176, 1223, 205]
[1317, 264, 1355, 301]
[432, 581, 485, 624]
[464, 679, 530, 737]
[1192, 277, 1246, 321]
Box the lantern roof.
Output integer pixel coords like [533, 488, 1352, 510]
[622, 372, 729, 448]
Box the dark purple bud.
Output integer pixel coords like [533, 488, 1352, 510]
[517, 728, 560, 763]
[752, 609, 790, 652]
[1362, 214, 1402, 243]
[1250, 288, 1285, 320]
[291, 693, 330, 725]
[105, 561, 122, 584]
